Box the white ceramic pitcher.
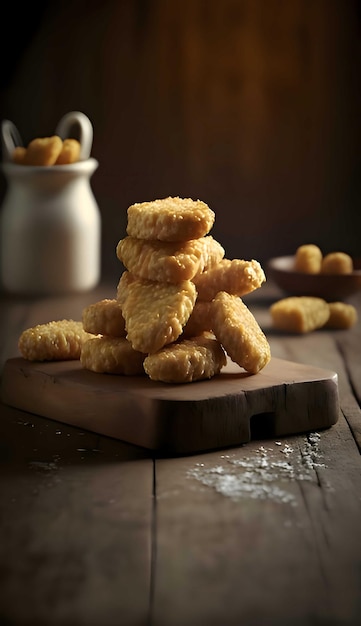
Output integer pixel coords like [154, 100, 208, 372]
[0, 111, 101, 295]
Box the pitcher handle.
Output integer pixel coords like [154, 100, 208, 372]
[55, 111, 93, 160]
[1, 120, 23, 162]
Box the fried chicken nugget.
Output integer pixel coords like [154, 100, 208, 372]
[270, 296, 330, 333]
[182, 301, 214, 337]
[23, 136, 63, 166]
[118, 272, 197, 353]
[18, 320, 93, 361]
[116, 270, 138, 305]
[143, 333, 226, 383]
[201, 235, 227, 271]
[55, 138, 81, 165]
[324, 302, 358, 329]
[12, 146, 27, 164]
[116, 235, 224, 283]
[82, 299, 126, 337]
[126, 196, 215, 242]
[80, 336, 146, 374]
[193, 259, 266, 301]
[212, 292, 271, 374]
[321, 252, 353, 274]
[294, 244, 322, 274]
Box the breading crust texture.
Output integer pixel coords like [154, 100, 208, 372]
[18, 320, 93, 361]
[117, 235, 224, 283]
[193, 258, 265, 301]
[118, 273, 197, 353]
[270, 296, 330, 333]
[80, 336, 145, 375]
[212, 292, 271, 374]
[82, 299, 126, 337]
[126, 196, 215, 242]
[143, 333, 227, 383]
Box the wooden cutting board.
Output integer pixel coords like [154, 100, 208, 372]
[1, 357, 339, 455]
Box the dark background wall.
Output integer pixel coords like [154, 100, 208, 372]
[1, 0, 360, 284]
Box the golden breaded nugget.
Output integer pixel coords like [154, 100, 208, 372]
[294, 244, 322, 274]
[80, 336, 145, 374]
[18, 319, 93, 361]
[182, 301, 214, 337]
[321, 252, 353, 274]
[324, 302, 358, 329]
[12, 146, 27, 164]
[126, 196, 215, 242]
[119, 275, 197, 353]
[200, 235, 227, 271]
[143, 333, 226, 383]
[212, 292, 271, 374]
[82, 299, 126, 337]
[116, 235, 224, 283]
[270, 296, 330, 333]
[23, 136, 63, 166]
[55, 138, 81, 164]
[193, 259, 266, 301]
[116, 270, 137, 305]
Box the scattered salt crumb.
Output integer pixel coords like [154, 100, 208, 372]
[29, 461, 58, 471]
[187, 432, 326, 506]
[210, 466, 225, 474]
[281, 444, 294, 456]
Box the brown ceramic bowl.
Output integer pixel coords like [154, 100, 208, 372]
[267, 255, 361, 301]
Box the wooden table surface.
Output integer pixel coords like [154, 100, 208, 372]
[1, 281, 361, 626]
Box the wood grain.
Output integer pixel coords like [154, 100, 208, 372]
[152, 417, 361, 626]
[1, 356, 338, 454]
[1, 0, 360, 283]
[0, 403, 153, 626]
[0, 285, 360, 625]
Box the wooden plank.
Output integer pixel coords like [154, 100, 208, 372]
[1, 283, 360, 625]
[151, 295, 361, 625]
[1, 356, 339, 454]
[264, 306, 361, 453]
[0, 401, 153, 626]
[331, 294, 361, 450]
[151, 415, 361, 626]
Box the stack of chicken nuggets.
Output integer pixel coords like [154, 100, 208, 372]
[81, 197, 271, 383]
